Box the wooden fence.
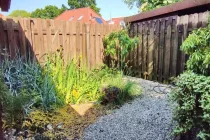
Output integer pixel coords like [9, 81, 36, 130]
[128, 11, 209, 82]
[0, 18, 120, 68]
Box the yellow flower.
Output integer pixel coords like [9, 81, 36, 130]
[72, 89, 79, 98]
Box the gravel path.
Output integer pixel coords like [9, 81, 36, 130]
[83, 77, 175, 140]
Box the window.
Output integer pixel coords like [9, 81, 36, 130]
[69, 16, 74, 21]
[95, 17, 103, 24]
[78, 16, 83, 21]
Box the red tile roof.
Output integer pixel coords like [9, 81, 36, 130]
[0, 13, 4, 17]
[0, 0, 11, 11]
[55, 7, 107, 24]
[107, 17, 125, 25]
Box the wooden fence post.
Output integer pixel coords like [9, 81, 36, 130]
[85, 24, 90, 69]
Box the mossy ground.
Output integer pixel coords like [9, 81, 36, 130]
[9, 104, 109, 140]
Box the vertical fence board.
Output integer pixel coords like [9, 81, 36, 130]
[7, 19, 16, 58]
[180, 15, 189, 72]
[137, 23, 143, 77]
[158, 19, 165, 82]
[171, 16, 178, 77]
[164, 17, 172, 82]
[133, 23, 138, 74]
[142, 22, 147, 77]
[154, 20, 160, 81]
[0, 18, 5, 61]
[148, 21, 155, 80]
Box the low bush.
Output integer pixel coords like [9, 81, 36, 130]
[171, 72, 210, 139]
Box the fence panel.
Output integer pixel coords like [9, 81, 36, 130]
[0, 18, 120, 68]
[128, 11, 209, 82]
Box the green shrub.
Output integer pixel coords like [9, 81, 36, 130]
[171, 22, 210, 140]
[181, 26, 210, 75]
[103, 29, 139, 71]
[171, 72, 210, 139]
[0, 74, 29, 130]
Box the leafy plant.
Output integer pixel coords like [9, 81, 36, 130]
[170, 72, 210, 140]
[171, 21, 210, 140]
[181, 26, 210, 75]
[45, 50, 102, 104]
[103, 29, 139, 71]
[45, 49, 141, 105]
[0, 73, 30, 134]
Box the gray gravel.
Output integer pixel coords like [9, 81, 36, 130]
[83, 77, 175, 140]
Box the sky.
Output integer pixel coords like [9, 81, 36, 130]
[0, 0, 139, 20]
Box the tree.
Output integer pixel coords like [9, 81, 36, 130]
[67, 0, 100, 15]
[123, 0, 181, 12]
[8, 10, 31, 18]
[31, 5, 66, 19]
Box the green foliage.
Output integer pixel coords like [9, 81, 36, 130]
[45, 51, 102, 104]
[181, 27, 210, 75]
[0, 74, 29, 130]
[45, 49, 141, 105]
[67, 0, 100, 15]
[31, 5, 65, 19]
[170, 72, 210, 139]
[1, 55, 61, 112]
[0, 74, 11, 111]
[171, 22, 210, 139]
[8, 10, 31, 18]
[101, 79, 141, 105]
[1, 49, 142, 138]
[123, 0, 181, 12]
[103, 29, 139, 71]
